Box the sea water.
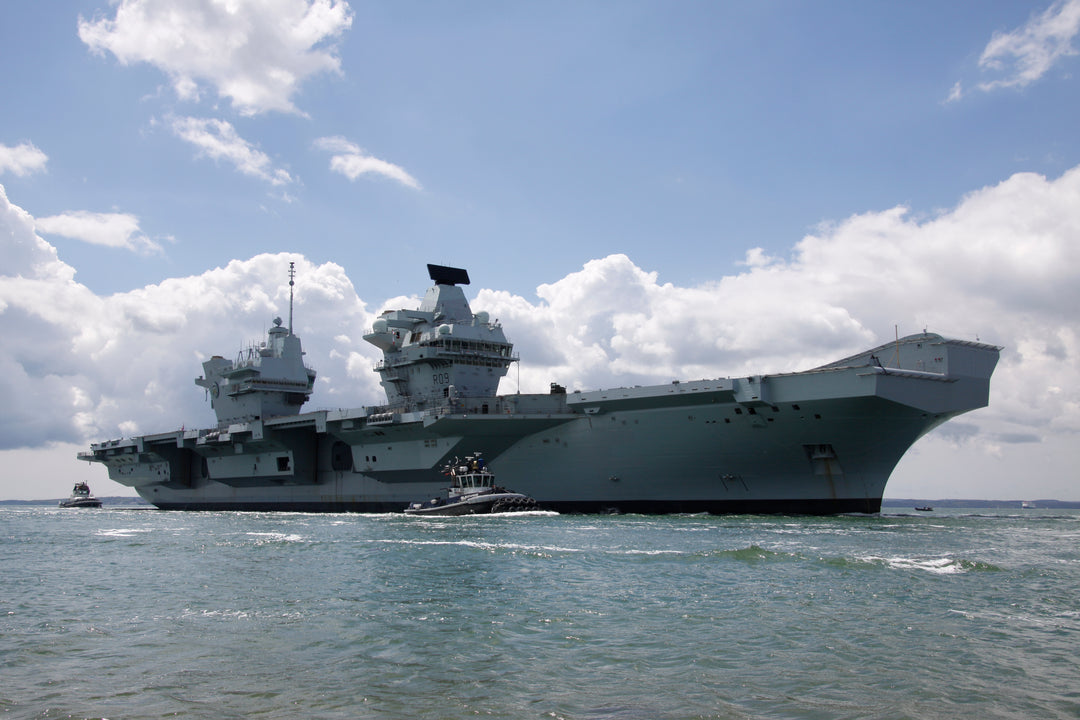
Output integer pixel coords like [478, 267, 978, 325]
[2, 506, 1078, 719]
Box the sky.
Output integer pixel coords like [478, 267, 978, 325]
[2, 0, 1079, 502]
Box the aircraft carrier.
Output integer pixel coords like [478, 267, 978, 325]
[79, 263, 1000, 513]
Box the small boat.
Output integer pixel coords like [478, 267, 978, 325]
[404, 454, 539, 516]
[914, 506, 933, 512]
[1021, 501, 1036, 509]
[59, 481, 102, 508]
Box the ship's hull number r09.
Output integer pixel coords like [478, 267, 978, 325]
[433, 372, 451, 385]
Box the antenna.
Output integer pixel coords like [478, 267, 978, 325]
[288, 262, 296, 335]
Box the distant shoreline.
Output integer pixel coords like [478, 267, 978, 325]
[3, 497, 1077, 509]
[882, 498, 1080, 509]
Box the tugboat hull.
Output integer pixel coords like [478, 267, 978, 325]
[404, 491, 539, 516]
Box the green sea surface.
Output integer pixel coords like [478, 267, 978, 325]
[2, 506, 1078, 719]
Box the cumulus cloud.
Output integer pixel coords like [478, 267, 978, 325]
[4, 162, 1080, 498]
[314, 136, 421, 189]
[0, 142, 48, 177]
[471, 167, 1080, 457]
[1, 183, 102, 449]
[171, 116, 292, 186]
[977, 0, 1080, 92]
[1, 184, 68, 281]
[1, 183, 378, 454]
[78, 0, 354, 116]
[36, 210, 163, 254]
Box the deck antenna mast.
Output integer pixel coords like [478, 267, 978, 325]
[288, 261, 296, 335]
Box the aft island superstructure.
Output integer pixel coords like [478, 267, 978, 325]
[79, 263, 1000, 514]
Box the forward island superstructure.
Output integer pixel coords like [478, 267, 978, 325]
[79, 263, 1000, 513]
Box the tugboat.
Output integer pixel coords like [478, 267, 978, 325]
[404, 454, 539, 516]
[59, 482, 102, 508]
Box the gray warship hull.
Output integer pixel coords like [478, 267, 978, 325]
[80, 335, 998, 514]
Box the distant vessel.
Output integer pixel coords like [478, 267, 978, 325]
[79, 263, 1001, 514]
[1021, 501, 1036, 509]
[915, 506, 933, 512]
[60, 482, 102, 508]
[404, 454, 538, 516]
